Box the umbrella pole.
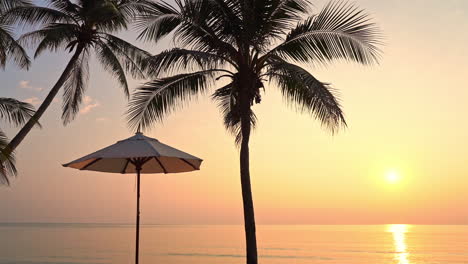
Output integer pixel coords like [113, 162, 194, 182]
[135, 166, 141, 264]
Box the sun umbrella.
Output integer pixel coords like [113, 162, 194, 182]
[63, 131, 202, 264]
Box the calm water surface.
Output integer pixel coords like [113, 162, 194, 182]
[0, 224, 467, 264]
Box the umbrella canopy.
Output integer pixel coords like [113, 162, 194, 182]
[63, 132, 202, 173]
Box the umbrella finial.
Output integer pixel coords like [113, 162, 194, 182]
[137, 124, 142, 134]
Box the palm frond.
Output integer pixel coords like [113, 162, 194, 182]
[144, 48, 232, 76]
[135, 0, 182, 42]
[240, 0, 312, 49]
[61, 49, 90, 124]
[95, 42, 129, 97]
[19, 23, 78, 58]
[268, 57, 346, 132]
[98, 34, 150, 80]
[180, 0, 236, 43]
[270, 1, 382, 65]
[0, 130, 17, 186]
[127, 69, 220, 131]
[0, 26, 30, 69]
[173, 0, 238, 56]
[116, 0, 154, 20]
[268, 0, 310, 19]
[136, 0, 238, 58]
[208, 0, 242, 29]
[0, 97, 36, 126]
[48, 0, 79, 14]
[2, 5, 74, 28]
[0, 0, 31, 14]
[0, 96, 37, 185]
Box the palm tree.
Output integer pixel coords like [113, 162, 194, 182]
[0, 97, 36, 185]
[1, 0, 151, 170]
[127, 0, 382, 263]
[0, 0, 30, 69]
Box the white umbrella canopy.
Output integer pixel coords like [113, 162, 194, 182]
[63, 132, 202, 264]
[63, 132, 202, 173]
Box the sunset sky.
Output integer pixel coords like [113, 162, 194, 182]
[1, 0, 467, 225]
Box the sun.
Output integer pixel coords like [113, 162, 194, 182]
[385, 170, 400, 183]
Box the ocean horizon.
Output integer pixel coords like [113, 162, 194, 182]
[1, 223, 467, 264]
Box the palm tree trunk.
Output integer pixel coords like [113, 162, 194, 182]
[4, 46, 84, 156]
[240, 102, 258, 264]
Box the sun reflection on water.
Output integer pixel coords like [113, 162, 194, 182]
[388, 224, 410, 264]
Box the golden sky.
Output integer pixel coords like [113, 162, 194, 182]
[0, 0, 467, 224]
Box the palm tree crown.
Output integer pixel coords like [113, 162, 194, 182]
[6, 0, 150, 123]
[0, 0, 30, 69]
[128, 0, 381, 137]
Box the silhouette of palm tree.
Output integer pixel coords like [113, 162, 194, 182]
[136, 1, 382, 263]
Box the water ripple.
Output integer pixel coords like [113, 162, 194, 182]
[167, 252, 333, 260]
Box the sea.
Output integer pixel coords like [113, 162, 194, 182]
[0, 224, 467, 264]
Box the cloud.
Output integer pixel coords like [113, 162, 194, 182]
[95, 117, 109, 122]
[24, 97, 41, 106]
[79, 96, 100, 115]
[83, 95, 93, 104]
[18, 80, 43, 92]
[80, 103, 100, 114]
